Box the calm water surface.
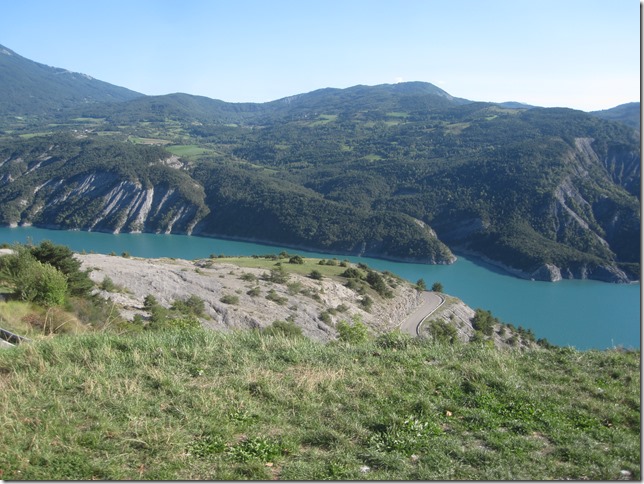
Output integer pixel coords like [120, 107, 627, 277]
[0, 226, 639, 350]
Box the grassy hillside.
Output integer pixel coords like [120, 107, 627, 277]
[0, 328, 639, 480]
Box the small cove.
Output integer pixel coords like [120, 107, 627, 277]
[0, 226, 639, 350]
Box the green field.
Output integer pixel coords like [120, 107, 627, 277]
[166, 144, 212, 158]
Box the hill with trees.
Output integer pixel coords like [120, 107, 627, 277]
[0, 44, 639, 282]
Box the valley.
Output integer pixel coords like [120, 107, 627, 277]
[0, 43, 640, 284]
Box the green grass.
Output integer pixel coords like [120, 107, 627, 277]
[308, 114, 338, 126]
[0, 329, 639, 480]
[165, 144, 211, 158]
[208, 255, 350, 279]
[128, 136, 172, 145]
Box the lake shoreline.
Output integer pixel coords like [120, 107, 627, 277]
[0, 225, 638, 349]
[2, 223, 634, 284]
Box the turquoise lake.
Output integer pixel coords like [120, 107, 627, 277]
[0, 226, 639, 350]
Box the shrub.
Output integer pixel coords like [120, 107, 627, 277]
[359, 295, 373, 311]
[309, 270, 323, 280]
[262, 320, 303, 338]
[336, 317, 370, 344]
[340, 267, 362, 279]
[220, 295, 239, 305]
[472, 308, 496, 336]
[16, 260, 68, 306]
[288, 255, 304, 264]
[426, 319, 458, 345]
[246, 286, 261, 297]
[376, 330, 413, 350]
[286, 281, 302, 295]
[431, 281, 444, 292]
[265, 290, 287, 305]
[172, 295, 205, 316]
[240, 272, 257, 282]
[366, 271, 391, 297]
[319, 311, 332, 324]
[99, 276, 118, 292]
[143, 294, 158, 310]
[265, 265, 289, 284]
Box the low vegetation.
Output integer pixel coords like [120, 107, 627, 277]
[0, 328, 639, 480]
[0, 242, 639, 480]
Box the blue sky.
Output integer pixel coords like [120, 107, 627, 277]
[0, 0, 639, 110]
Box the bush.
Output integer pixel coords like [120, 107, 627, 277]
[265, 290, 287, 305]
[376, 330, 413, 350]
[359, 295, 373, 311]
[341, 267, 362, 279]
[336, 318, 370, 344]
[262, 320, 303, 338]
[472, 308, 496, 336]
[309, 270, 323, 280]
[220, 295, 239, 305]
[288, 255, 304, 264]
[366, 271, 391, 297]
[426, 319, 458, 345]
[143, 294, 158, 310]
[16, 259, 68, 306]
[265, 265, 289, 284]
[431, 281, 444, 292]
[246, 286, 261, 297]
[171, 295, 205, 317]
[99, 276, 118, 292]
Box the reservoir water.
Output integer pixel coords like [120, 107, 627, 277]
[0, 226, 639, 350]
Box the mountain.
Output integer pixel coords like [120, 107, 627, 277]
[0, 45, 639, 282]
[0, 44, 142, 115]
[591, 102, 640, 131]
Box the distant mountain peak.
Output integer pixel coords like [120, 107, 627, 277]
[0, 43, 143, 115]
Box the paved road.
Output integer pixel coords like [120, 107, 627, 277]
[399, 291, 445, 336]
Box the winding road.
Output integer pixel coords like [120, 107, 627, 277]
[399, 291, 445, 336]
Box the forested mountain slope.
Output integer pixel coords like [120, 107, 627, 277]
[0, 44, 639, 282]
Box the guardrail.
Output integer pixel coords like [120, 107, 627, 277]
[0, 327, 31, 346]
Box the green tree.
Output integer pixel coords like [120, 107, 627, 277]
[472, 308, 495, 336]
[16, 260, 68, 306]
[0, 246, 68, 306]
[431, 281, 443, 292]
[30, 241, 93, 296]
[266, 265, 289, 284]
[416, 278, 427, 291]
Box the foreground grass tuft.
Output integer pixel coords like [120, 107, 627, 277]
[0, 329, 639, 480]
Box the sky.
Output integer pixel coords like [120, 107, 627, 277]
[0, 0, 639, 111]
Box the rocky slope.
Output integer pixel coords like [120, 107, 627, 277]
[79, 253, 423, 341]
[78, 253, 537, 349]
